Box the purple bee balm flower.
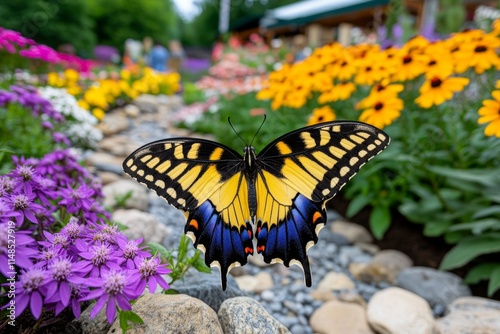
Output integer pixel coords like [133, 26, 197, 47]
[80, 269, 139, 323]
[116, 238, 150, 269]
[130, 257, 171, 294]
[73, 241, 123, 277]
[43, 257, 85, 309]
[35, 246, 65, 269]
[10, 165, 36, 193]
[12, 268, 47, 318]
[0, 222, 37, 276]
[59, 184, 94, 214]
[40, 231, 71, 252]
[61, 217, 84, 240]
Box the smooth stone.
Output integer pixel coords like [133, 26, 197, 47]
[330, 220, 373, 243]
[85, 151, 124, 174]
[96, 111, 129, 136]
[97, 171, 121, 185]
[234, 271, 273, 293]
[350, 249, 413, 284]
[103, 179, 149, 211]
[338, 291, 367, 307]
[436, 297, 500, 334]
[260, 290, 275, 302]
[124, 104, 140, 117]
[98, 134, 132, 157]
[355, 242, 380, 255]
[72, 301, 109, 334]
[134, 94, 161, 113]
[329, 232, 351, 246]
[310, 300, 374, 334]
[108, 293, 222, 333]
[218, 297, 290, 334]
[367, 287, 435, 334]
[112, 209, 168, 244]
[289, 324, 309, 334]
[175, 272, 245, 312]
[248, 253, 272, 267]
[316, 271, 356, 291]
[396, 266, 471, 307]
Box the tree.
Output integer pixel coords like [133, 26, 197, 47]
[86, 0, 179, 52]
[0, 0, 96, 55]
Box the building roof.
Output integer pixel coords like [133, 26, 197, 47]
[261, 0, 390, 29]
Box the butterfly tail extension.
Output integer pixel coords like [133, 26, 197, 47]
[185, 200, 254, 290]
[256, 194, 326, 287]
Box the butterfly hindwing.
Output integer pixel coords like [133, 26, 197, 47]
[255, 121, 389, 285]
[123, 138, 254, 289]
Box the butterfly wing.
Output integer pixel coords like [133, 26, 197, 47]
[123, 138, 254, 289]
[255, 121, 390, 285]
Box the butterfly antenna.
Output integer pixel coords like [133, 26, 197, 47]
[250, 114, 267, 147]
[228, 117, 248, 146]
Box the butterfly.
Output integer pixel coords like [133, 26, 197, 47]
[122, 121, 389, 290]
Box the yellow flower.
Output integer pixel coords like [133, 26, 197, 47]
[415, 76, 469, 108]
[92, 108, 105, 121]
[318, 81, 356, 104]
[47, 72, 63, 87]
[354, 58, 386, 86]
[357, 82, 404, 110]
[120, 69, 131, 81]
[454, 33, 500, 74]
[66, 85, 82, 96]
[496, 80, 500, 89]
[358, 95, 403, 129]
[64, 68, 79, 82]
[307, 106, 336, 126]
[77, 99, 90, 110]
[391, 50, 427, 82]
[478, 90, 500, 137]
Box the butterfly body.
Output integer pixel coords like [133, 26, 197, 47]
[123, 121, 390, 290]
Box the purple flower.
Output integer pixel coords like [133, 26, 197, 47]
[5, 189, 44, 226]
[73, 242, 123, 277]
[81, 269, 138, 323]
[61, 217, 83, 240]
[130, 257, 171, 293]
[117, 238, 150, 269]
[43, 257, 85, 309]
[52, 132, 71, 145]
[13, 268, 46, 318]
[59, 184, 94, 214]
[0, 177, 15, 198]
[0, 222, 37, 276]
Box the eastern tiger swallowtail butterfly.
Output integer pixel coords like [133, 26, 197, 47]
[123, 121, 389, 289]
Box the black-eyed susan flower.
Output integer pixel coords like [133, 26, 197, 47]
[358, 95, 403, 129]
[318, 81, 356, 104]
[307, 105, 336, 126]
[454, 33, 500, 74]
[391, 50, 428, 82]
[415, 75, 469, 108]
[357, 81, 404, 110]
[478, 90, 500, 137]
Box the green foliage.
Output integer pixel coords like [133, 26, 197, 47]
[147, 235, 211, 288]
[86, 0, 179, 52]
[113, 190, 134, 209]
[436, 0, 466, 35]
[0, 1, 95, 55]
[118, 310, 144, 333]
[182, 82, 206, 105]
[0, 103, 58, 172]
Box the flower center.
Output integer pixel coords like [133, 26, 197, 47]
[91, 244, 110, 266]
[402, 55, 412, 64]
[474, 45, 487, 53]
[139, 258, 157, 278]
[14, 194, 29, 210]
[365, 66, 372, 72]
[430, 77, 442, 88]
[103, 270, 126, 296]
[374, 102, 384, 111]
[51, 258, 72, 281]
[428, 60, 437, 66]
[18, 165, 34, 181]
[123, 241, 139, 259]
[21, 269, 45, 292]
[53, 233, 69, 248]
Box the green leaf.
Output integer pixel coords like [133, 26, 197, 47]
[465, 263, 499, 284]
[163, 288, 179, 294]
[191, 254, 211, 273]
[488, 266, 500, 296]
[448, 219, 500, 235]
[124, 311, 144, 325]
[440, 233, 500, 270]
[473, 206, 500, 219]
[147, 242, 171, 259]
[346, 194, 372, 218]
[423, 220, 452, 237]
[370, 205, 391, 240]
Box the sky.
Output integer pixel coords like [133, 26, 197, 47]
[173, 0, 200, 20]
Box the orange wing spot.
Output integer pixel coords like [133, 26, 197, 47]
[247, 230, 253, 238]
[257, 245, 265, 253]
[312, 211, 322, 224]
[244, 247, 254, 254]
[257, 227, 261, 235]
[189, 219, 199, 230]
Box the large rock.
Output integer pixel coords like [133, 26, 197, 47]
[71, 301, 109, 334]
[234, 272, 274, 293]
[436, 296, 500, 334]
[315, 271, 356, 291]
[396, 267, 471, 307]
[350, 250, 413, 284]
[103, 179, 149, 211]
[98, 134, 138, 157]
[108, 293, 223, 333]
[218, 297, 290, 334]
[112, 209, 168, 244]
[367, 287, 435, 334]
[330, 220, 373, 243]
[310, 300, 374, 334]
[175, 272, 246, 312]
